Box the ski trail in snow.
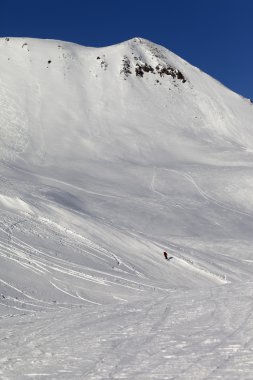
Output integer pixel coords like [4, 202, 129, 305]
[50, 280, 101, 305]
[150, 167, 162, 197]
[153, 237, 229, 284]
[169, 169, 253, 219]
[151, 166, 253, 218]
[0, 216, 171, 312]
[173, 256, 228, 284]
[151, 167, 185, 208]
[1, 286, 253, 379]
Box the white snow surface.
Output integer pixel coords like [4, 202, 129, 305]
[0, 36, 253, 379]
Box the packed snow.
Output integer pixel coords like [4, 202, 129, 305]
[0, 36, 253, 379]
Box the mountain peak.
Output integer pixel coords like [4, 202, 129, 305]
[106, 37, 187, 83]
[0, 35, 252, 167]
[126, 37, 145, 43]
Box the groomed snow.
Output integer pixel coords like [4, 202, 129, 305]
[0, 37, 253, 379]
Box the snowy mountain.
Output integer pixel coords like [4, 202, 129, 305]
[1, 37, 253, 379]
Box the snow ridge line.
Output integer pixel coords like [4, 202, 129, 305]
[175, 254, 229, 284]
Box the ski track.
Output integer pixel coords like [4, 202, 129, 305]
[151, 166, 253, 219]
[0, 215, 168, 316]
[0, 212, 183, 294]
[1, 287, 253, 379]
[168, 168, 253, 219]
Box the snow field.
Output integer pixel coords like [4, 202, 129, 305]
[0, 37, 253, 378]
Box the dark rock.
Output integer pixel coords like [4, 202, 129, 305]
[121, 56, 132, 77]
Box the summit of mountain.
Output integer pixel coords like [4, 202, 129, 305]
[1, 36, 253, 170]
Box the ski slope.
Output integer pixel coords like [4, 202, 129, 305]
[0, 36, 253, 379]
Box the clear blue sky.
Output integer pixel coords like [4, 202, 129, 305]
[2, 0, 253, 99]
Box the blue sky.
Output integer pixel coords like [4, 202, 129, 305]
[2, 0, 253, 99]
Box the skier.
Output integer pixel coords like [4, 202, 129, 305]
[164, 251, 168, 260]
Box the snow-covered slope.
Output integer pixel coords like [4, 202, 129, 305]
[1, 37, 253, 378]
